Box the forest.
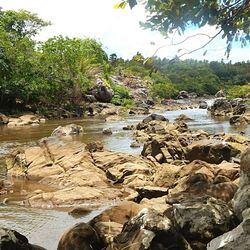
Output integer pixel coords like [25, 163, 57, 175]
[0, 9, 249, 112]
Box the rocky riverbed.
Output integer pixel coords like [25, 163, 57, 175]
[0, 101, 250, 250]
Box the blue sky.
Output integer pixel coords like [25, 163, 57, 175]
[1, 0, 250, 62]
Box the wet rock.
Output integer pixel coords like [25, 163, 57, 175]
[110, 208, 191, 250]
[230, 112, 250, 126]
[0, 113, 9, 125]
[7, 114, 41, 127]
[68, 206, 94, 217]
[173, 197, 237, 245]
[57, 222, 103, 250]
[6, 138, 122, 207]
[130, 142, 140, 148]
[0, 227, 46, 250]
[122, 125, 134, 130]
[105, 115, 122, 122]
[85, 141, 104, 152]
[185, 140, 232, 164]
[199, 101, 208, 109]
[102, 128, 112, 135]
[209, 98, 233, 116]
[100, 107, 118, 116]
[142, 113, 168, 123]
[233, 103, 246, 115]
[207, 208, 250, 250]
[174, 114, 193, 122]
[51, 124, 83, 136]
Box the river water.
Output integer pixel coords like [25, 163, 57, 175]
[0, 107, 249, 249]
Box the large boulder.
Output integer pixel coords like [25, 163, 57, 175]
[209, 98, 232, 116]
[174, 114, 193, 122]
[0, 227, 46, 250]
[232, 147, 250, 220]
[142, 113, 168, 124]
[57, 223, 103, 250]
[185, 140, 233, 164]
[5, 138, 122, 207]
[215, 90, 226, 98]
[51, 124, 83, 136]
[173, 197, 237, 246]
[110, 208, 191, 250]
[199, 101, 208, 109]
[207, 208, 250, 250]
[177, 90, 189, 99]
[90, 80, 114, 103]
[89, 201, 144, 246]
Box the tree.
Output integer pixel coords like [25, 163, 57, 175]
[116, 0, 250, 57]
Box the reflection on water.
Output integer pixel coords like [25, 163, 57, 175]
[0, 107, 249, 249]
[0, 204, 109, 249]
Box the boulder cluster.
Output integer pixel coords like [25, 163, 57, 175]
[1, 114, 250, 249]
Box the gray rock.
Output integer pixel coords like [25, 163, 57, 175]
[173, 197, 237, 244]
[102, 128, 112, 135]
[51, 124, 83, 136]
[0, 227, 46, 250]
[207, 208, 250, 250]
[111, 208, 191, 250]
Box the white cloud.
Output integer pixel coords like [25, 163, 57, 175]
[1, 0, 249, 62]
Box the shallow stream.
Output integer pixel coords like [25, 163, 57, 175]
[0, 107, 249, 249]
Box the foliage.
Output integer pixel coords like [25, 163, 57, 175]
[111, 84, 133, 107]
[227, 84, 250, 99]
[117, 0, 250, 57]
[151, 82, 178, 99]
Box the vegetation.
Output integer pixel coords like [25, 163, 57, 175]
[0, 8, 249, 113]
[117, 0, 250, 57]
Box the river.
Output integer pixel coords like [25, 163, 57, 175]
[0, 107, 249, 249]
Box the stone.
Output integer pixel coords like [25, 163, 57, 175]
[142, 113, 168, 123]
[111, 208, 191, 250]
[0, 113, 9, 125]
[209, 98, 233, 116]
[85, 141, 104, 152]
[134, 186, 169, 202]
[173, 197, 237, 244]
[215, 90, 226, 98]
[178, 90, 190, 99]
[57, 223, 103, 250]
[232, 147, 250, 220]
[51, 124, 83, 136]
[0, 227, 46, 250]
[102, 128, 112, 135]
[199, 101, 208, 109]
[207, 208, 250, 250]
[90, 81, 114, 103]
[7, 114, 40, 127]
[175, 114, 193, 122]
[185, 140, 232, 164]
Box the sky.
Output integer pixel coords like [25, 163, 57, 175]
[1, 0, 250, 62]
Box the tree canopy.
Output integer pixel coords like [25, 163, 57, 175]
[116, 0, 250, 57]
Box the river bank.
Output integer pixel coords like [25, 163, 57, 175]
[0, 101, 250, 249]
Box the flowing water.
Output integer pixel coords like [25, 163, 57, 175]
[0, 106, 249, 249]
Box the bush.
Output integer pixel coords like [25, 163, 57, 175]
[227, 84, 250, 99]
[151, 82, 178, 99]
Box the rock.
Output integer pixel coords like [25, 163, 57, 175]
[134, 186, 169, 202]
[0, 227, 46, 250]
[209, 98, 233, 116]
[68, 206, 94, 217]
[51, 124, 83, 136]
[146, 98, 155, 106]
[178, 90, 189, 99]
[110, 208, 191, 250]
[84, 94, 96, 103]
[142, 113, 168, 123]
[232, 147, 250, 220]
[173, 197, 237, 245]
[185, 140, 232, 164]
[90, 80, 114, 103]
[207, 208, 250, 250]
[57, 222, 103, 250]
[122, 125, 134, 130]
[85, 141, 104, 152]
[102, 128, 112, 135]
[229, 115, 248, 126]
[106, 162, 155, 187]
[7, 114, 41, 127]
[174, 114, 193, 122]
[0, 113, 9, 125]
[199, 101, 208, 109]
[130, 142, 140, 148]
[6, 138, 122, 207]
[89, 201, 144, 245]
[140, 196, 171, 214]
[100, 107, 118, 116]
[105, 115, 122, 122]
[215, 90, 226, 98]
[233, 103, 246, 115]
